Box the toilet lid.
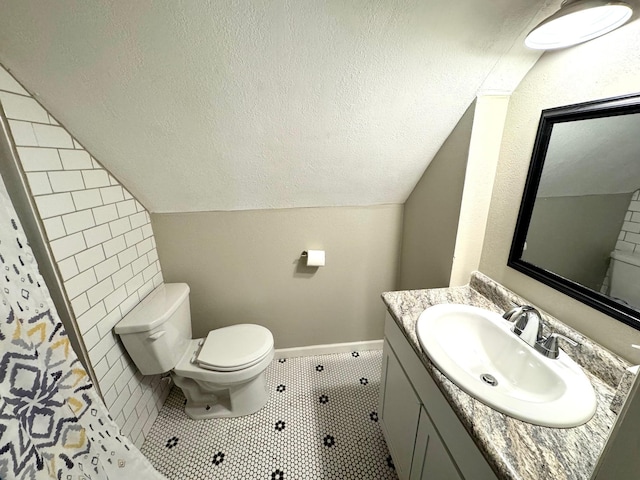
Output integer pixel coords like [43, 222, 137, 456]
[197, 324, 273, 371]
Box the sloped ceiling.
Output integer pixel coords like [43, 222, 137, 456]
[539, 113, 640, 197]
[0, 0, 555, 212]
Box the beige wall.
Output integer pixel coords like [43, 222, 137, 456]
[152, 205, 402, 348]
[479, 20, 640, 364]
[593, 370, 640, 479]
[399, 102, 474, 290]
[450, 95, 510, 286]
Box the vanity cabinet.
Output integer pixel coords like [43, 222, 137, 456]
[411, 406, 463, 480]
[379, 314, 497, 480]
[380, 344, 422, 477]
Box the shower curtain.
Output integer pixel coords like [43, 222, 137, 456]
[0, 181, 166, 479]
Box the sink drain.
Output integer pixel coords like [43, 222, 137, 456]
[480, 373, 498, 386]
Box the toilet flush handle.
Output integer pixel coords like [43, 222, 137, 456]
[148, 331, 166, 341]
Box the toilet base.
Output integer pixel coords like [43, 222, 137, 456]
[171, 370, 269, 420]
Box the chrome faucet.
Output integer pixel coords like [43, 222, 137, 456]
[503, 304, 544, 348]
[503, 303, 580, 358]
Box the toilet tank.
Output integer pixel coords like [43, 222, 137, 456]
[114, 283, 191, 375]
[609, 250, 640, 306]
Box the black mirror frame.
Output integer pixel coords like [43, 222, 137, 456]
[508, 92, 640, 332]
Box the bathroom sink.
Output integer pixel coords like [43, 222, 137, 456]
[415, 304, 596, 428]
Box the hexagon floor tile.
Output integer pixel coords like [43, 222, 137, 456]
[141, 350, 398, 479]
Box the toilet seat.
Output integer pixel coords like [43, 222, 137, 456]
[174, 338, 274, 385]
[197, 324, 273, 372]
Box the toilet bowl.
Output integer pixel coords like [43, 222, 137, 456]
[114, 283, 274, 420]
[609, 250, 640, 306]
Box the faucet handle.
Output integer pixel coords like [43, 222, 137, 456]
[535, 333, 579, 359]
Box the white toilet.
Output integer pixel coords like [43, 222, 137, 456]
[608, 250, 640, 306]
[114, 283, 274, 420]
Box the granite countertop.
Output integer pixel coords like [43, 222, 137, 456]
[381, 272, 632, 480]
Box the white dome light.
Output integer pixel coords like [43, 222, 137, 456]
[525, 0, 633, 50]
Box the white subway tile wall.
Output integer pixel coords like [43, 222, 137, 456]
[0, 65, 170, 448]
[615, 190, 640, 253]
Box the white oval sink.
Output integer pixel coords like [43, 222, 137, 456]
[416, 304, 596, 428]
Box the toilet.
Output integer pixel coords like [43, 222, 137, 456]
[114, 283, 274, 420]
[608, 250, 640, 306]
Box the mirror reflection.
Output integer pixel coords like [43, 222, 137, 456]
[509, 94, 640, 330]
[524, 113, 640, 306]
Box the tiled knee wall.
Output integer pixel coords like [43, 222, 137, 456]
[615, 189, 640, 253]
[0, 65, 171, 448]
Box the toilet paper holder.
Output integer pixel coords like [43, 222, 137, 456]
[300, 250, 325, 267]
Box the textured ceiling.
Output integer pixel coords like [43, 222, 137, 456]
[0, 0, 555, 212]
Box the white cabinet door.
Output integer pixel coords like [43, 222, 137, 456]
[411, 406, 463, 480]
[380, 344, 422, 480]
[383, 316, 497, 480]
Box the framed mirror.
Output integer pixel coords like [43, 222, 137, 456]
[509, 93, 640, 331]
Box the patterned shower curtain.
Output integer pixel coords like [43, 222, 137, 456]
[0, 180, 166, 479]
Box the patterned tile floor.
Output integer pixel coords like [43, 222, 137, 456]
[141, 350, 398, 480]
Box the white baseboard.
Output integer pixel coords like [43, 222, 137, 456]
[274, 339, 383, 359]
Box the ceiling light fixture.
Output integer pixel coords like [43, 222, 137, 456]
[525, 0, 633, 50]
